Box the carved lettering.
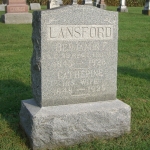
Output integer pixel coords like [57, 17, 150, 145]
[10, 7, 25, 12]
[47, 25, 113, 40]
[57, 70, 103, 80]
[55, 42, 105, 52]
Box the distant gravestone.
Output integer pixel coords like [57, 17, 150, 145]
[30, 3, 41, 10]
[1, 0, 32, 24]
[47, 0, 60, 9]
[85, 0, 92, 5]
[0, 0, 7, 11]
[0, 4, 6, 11]
[97, 0, 106, 9]
[117, 0, 128, 12]
[142, 0, 150, 15]
[20, 5, 131, 150]
[73, 0, 77, 4]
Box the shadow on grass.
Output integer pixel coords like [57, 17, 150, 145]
[0, 11, 5, 23]
[118, 66, 150, 81]
[0, 79, 32, 149]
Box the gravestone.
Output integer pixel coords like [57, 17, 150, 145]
[85, 0, 92, 5]
[30, 3, 41, 10]
[47, 0, 60, 9]
[117, 0, 128, 12]
[142, 0, 150, 15]
[0, 0, 7, 11]
[97, 0, 106, 9]
[73, 0, 77, 5]
[0, 4, 6, 11]
[1, 0, 32, 24]
[20, 5, 131, 150]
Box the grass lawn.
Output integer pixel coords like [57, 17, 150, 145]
[0, 6, 150, 150]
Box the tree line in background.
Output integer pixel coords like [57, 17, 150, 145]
[0, 0, 145, 8]
[105, 0, 145, 6]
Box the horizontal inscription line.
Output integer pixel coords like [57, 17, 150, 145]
[47, 25, 113, 40]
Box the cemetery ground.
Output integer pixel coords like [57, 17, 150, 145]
[0, 6, 150, 150]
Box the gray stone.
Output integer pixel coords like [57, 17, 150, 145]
[20, 99, 131, 150]
[117, 0, 128, 12]
[0, 4, 6, 11]
[31, 5, 118, 107]
[47, 0, 60, 9]
[50, 0, 60, 9]
[1, 13, 32, 24]
[58, 0, 63, 5]
[85, 0, 92, 5]
[20, 5, 131, 150]
[30, 3, 41, 10]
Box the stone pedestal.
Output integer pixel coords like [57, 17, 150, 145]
[142, 0, 150, 15]
[1, 13, 32, 24]
[20, 99, 131, 150]
[2, 0, 32, 24]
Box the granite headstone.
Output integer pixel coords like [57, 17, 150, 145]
[0, 0, 7, 11]
[97, 0, 106, 9]
[20, 5, 131, 150]
[117, 0, 128, 12]
[1, 0, 32, 24]
[31, 6, 118, 107]
[30, 3, 41, 10]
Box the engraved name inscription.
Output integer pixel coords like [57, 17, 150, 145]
[10, 7, 25, 12]
[44, 40, 112, 96]
[47, 25, 113, 40]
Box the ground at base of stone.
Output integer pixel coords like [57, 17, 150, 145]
[1, 13, 32, 24]
[20, 99, 131, 150]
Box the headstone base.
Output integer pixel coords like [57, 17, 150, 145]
[117, 6, 128, 12]
[20, 99, 131, 150]
[142, 10, 150, 15]
[97, 4, 106, 9]
[0, 4, 6, 11]
[1, 13, 32, 24]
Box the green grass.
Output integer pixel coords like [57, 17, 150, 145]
[0, 6, 150, 150]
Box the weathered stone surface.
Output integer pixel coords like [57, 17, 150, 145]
[30, 3, 41, 10]
[20, 99, 131, 150]
[2, 13, 32, 24]
[31, 5, 118, 107]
